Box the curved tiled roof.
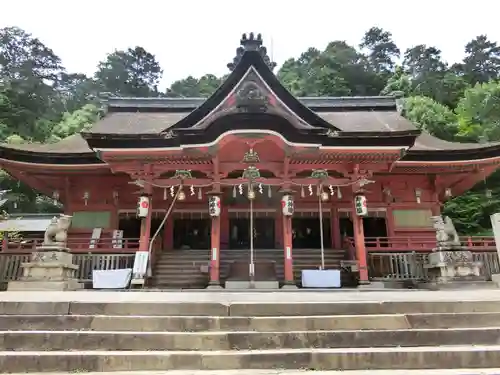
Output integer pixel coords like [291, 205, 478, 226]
[1, 112, 500, 160]
[0, 134, 92, 154]
[412, 132, 500, 151]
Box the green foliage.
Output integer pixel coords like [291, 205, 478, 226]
[95, 46, 163, 97]
[443, 189, 500, 234]
[403, 96, 458, 141]
[381, 67, 412, 96]
[455, 81, 500, 142]
[167, 74, 222, 97]
[50, 104, 102, 141]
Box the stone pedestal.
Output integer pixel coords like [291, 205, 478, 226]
[8, 247, 82, 291]
[422, 249, 485, 290]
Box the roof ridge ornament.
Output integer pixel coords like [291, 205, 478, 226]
[227, 32, 277, 72]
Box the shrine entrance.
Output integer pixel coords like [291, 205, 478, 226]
[173, 218, 211, 250]
[292, 217, 331, 249]
[229, 217, 275, 249]
[340, 216, 388, 247]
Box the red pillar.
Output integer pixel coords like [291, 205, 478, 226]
[352, 210, 369, 284]
[282, 214, 294, 285]
[139, 184, 153, 252]
[281, 190, 296, 288]
[208, 155, 222, 288]
[209, 211, 221, 286]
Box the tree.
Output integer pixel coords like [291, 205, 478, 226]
[95, 46, 163, 97]
[167, 74, 222, 97]
[403, 45, 448, 100]
[55, 73, 99, 113]
[381, 67, 413, 96]
[455, 81, 500, 142]
[360, 27, 400, 75]
[49, 104, 102, 142]
[0, 27, 66, 142]
[278, 42, 384, 97]
[443, 190, 500, 235]
[402, 96, 458, 141]
[455, 35, 500, 85]
[0, 26, 63, 82]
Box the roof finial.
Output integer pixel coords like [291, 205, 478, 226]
[227, 33, 277, 72]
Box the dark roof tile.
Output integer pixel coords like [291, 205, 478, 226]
[317, 111, 416, 132]
[411, 132, 500, 151]
[89, 112, 187, 134]
[105, 96, 398, 111]
[0, 134, 92, 154]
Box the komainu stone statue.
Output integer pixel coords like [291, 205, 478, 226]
[425, 215, 484, 288]
[430, 215, 460, 248]
[43, 214, 72, 248]
[7, 213, 81, 291]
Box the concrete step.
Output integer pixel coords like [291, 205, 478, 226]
[2, 312, 500, 332]
[4, 328, 500, 351]
[5, 300, 500, 316]
[7, 371, 500, 375]
[2, 346, 500, 372]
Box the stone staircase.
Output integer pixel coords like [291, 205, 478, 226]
[151, 248, 348, 288]
[220, 248, 348, 285]
[151, 249, 210, 288]
[2, 298, 500, 371]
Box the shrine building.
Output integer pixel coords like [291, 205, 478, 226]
[1, 33, 500, 288]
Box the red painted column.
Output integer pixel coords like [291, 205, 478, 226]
[139, 184, 153, 252]
[209, 211, 221, 286]
[352, 207, 369, 284]
[282, 213, 294, 284]
[208, 155, 222, 288]
[281, 189, 296, 287]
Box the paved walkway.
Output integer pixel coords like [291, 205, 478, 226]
[1, 289, 500, 303]
[6, 370, 500, 375]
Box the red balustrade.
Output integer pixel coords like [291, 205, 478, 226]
[345, 236, 496, 252]
[2, 237, 140, 253]
[3, 235, 497, 254]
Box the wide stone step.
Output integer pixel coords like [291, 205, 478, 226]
[2, 346, 500, 372]
[5, 300, 500, 316]
[3, 328, 500, 351]
[3, 312, 500, 331]
[6, 371, 500, 375]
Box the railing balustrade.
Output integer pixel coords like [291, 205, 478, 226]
[367, 251, 500, 282]
[2, 238, 140, 253]
[345, 236, 496, 252]
[0, 252, 135, 284]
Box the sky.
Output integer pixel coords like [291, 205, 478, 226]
[1, 0, 500, 89]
